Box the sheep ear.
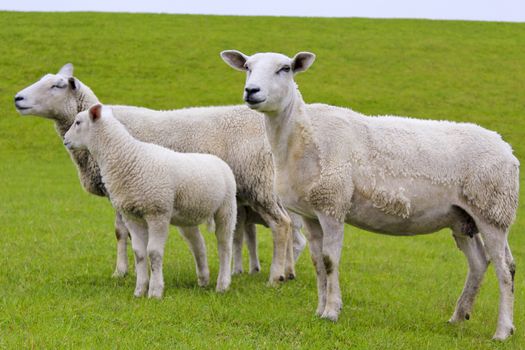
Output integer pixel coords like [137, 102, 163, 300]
[58, 63, 74, 77]
[89, 104, 102, 122]
[220, 50, 249, 71]
[292, 52, 315, 74]
[68, 77, 79, 91]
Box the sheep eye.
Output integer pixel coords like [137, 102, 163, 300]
[51, 83, 66, 89]
[75, 121, 81, 126]
[277, 66, 291, 74]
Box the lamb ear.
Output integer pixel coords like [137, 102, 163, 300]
[58, 63, 74, 77]
[220, 50, 249, 71]
[68, 77, 79, 91]
[292, 52, 316, 73]
[89, 104, 102, 122]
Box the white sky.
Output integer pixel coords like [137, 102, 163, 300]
[1, 0, 524, 22]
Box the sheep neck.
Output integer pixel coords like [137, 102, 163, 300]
[88, 120, 141, 190]
[55, 86, 99, 138]
[263, 89, 312, 172]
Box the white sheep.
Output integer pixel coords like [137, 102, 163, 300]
[14, 64, 306, 284]
[221, 50, 519, 340]
[64, 103, 237, 296]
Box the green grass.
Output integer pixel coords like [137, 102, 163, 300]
[1, 11, 524, 349]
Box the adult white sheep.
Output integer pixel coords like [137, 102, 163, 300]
[221, 50, 519, 340]
[14, 64, 306, 284]
[64, 103, 237, 296]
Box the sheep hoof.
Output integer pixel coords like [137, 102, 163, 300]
[279, 275, 285, 282]
[112, 269, 128, 278]
[287, 273, 295, 280]
[492, 326, 514, 341]
[250, 266, 261, 274]
[232, 268, 243, 275]
[197, 276, 209, 287]
[321, 309, 339, 322]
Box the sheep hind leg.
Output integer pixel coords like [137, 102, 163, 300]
[290, 213, 307, 262]
[112, 211, 130, 278]
[214, 202, 235, 292]
[145, 216, 170, 299]
[476, 220, 514, 340]
[178, 226, 210, 287]
[448, 231, 489, 323]
[232, 207, 247, 275]
[302, 217, 327, 317]
[244, 222, 261, 274]
[122, 217, 149, 297]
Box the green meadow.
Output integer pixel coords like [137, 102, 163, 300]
[1, 11, 524, 349]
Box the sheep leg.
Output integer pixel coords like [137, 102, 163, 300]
[232, 207, 247, 275]
[476, 221, 514, 340]
[449, 232, 489, 323]
[112, 211, 130, 278]
[145, 216, 170, 299]
[178, 226, 210, 287]
[302, 217, 327, 316]
[290, 213, 307, 262]
[123, 217, 149, 297]
[316, 213, 344, 322]
[214, 205, 235, 292]
[245, 222, 260, 273]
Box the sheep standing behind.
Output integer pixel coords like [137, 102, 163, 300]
[221, 50, 519, 340]
[64, 104, 237, 297]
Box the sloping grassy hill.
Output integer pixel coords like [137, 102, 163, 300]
[0, 12, 524, 349]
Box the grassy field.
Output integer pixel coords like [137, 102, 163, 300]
[1, 11, 524, 349]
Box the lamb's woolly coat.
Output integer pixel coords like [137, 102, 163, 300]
[64, 105, 237, 295]
[65, 107, 237, 229]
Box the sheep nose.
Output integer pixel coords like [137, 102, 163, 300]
[245, 85, 260, 96]
[14, 95, 24, 102]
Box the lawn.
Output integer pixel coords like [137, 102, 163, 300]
[0, 11, 524, 349]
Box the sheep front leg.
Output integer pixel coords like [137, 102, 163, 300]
[145, 216, 170, 299]
[302, 217, 327, 316]
[178, 226, 210, 287]
[123, 217, 149, 297]
[112, 211, 130, 278]
[317, 213, 344, 321]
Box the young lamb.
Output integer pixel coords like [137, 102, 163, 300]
[221, 50, 519, 340]
[64, 103, 237, 296]
[14, 64, 306, 284]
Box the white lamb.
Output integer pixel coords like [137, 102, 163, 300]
[64, 103, 236, 297]
[15, 64, 307, 284]
[221, 50, 519, 340]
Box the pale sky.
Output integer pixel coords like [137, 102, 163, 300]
[1, 0, 524, 22]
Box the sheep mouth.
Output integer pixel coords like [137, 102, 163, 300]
[15, 104, 32, 111]
[245, 97, 266, 106]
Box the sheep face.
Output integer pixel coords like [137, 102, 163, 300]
[64, 104, 102, 150]
[221, 51, 315, 115]
[14, 63, 81, 121]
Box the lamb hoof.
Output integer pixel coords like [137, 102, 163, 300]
[279, 275, 285, 282]
[321, 309, 339, 322]
[250, 266, 261, 274]
[148, 290, 163, 299]
[448, 312, 469, 324]
[112, 269, 128, 278]
[287, 273, 295, 280]
[198, 276, 210, 287]
[134, 288, 147, 298]
[216, 283, 230, 293]
[492, 326, 515, 341]
[315, 306, 325, 317]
